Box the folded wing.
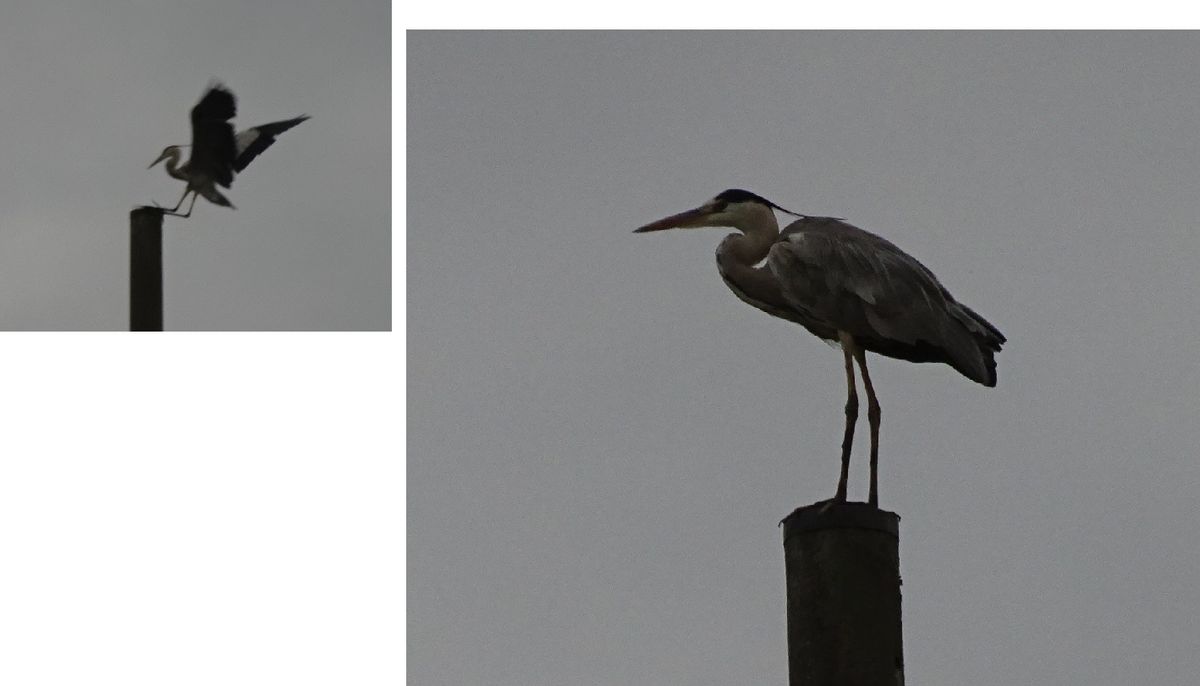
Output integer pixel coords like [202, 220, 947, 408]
[769, 217, 1006, 386]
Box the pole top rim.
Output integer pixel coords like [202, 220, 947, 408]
[781, 500, 899, 541]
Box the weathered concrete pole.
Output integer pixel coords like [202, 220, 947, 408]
[130, 207, 164, 331]
[781, 500, 903, 686]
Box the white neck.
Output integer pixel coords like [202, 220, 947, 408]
[163, 149, 188, 181]
[726, 204, 780, 264]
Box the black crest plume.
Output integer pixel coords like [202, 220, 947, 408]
[714, 189, 804, 217]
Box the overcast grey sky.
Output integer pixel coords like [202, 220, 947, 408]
[0, 1, 389, 330]
[409, 31, 1200, 685]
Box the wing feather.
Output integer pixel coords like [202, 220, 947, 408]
[189, 85, 238, 188]
[233, 115, 309, 173]
[769, 217, 1004, 385]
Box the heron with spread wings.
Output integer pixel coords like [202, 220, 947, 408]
[635, 189, 1005, 507]
[149, 84, 308, 218]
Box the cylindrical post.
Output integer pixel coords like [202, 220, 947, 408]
[130, 207, 163, 331]
[782, 501, 903, 686]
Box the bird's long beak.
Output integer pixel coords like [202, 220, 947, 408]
[633, 207, 711, 233]
[147, 152, 169, 169]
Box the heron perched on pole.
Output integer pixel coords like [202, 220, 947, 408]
[635, 189, 1005, 507]
[149, 84, 308, 218]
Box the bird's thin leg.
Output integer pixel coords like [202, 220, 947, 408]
[179, 192, 199, 218]
[852, 348, 882, 507]
[160, 189, 192, 216]
[835, 334, 859, 503]
[169, 188, 190, 213]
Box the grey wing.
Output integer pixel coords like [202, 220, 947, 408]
[234, 115, 309, 173]
[768, 217, 1005, 386]
[189, 86, 238, 188]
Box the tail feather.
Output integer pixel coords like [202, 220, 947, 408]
[946, 301, 1005, 386]
[199, 186, 235, 209]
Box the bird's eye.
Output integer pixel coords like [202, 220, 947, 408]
[711, 201, 728, 213]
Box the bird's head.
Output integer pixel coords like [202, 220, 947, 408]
[147, 145, 185, 169]
[634, 189, 802, 234]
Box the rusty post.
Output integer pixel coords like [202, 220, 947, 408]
[781, 500, 903, 686]
[130, 207, 164, 331]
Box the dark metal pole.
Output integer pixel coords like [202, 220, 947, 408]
[130, 207, 163, 331]
[781, 501, 904, 686]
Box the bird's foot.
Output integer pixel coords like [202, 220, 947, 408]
[818, 494, 848, 515]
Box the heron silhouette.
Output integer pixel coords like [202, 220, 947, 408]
[635, 189, 1005, 507]
[149, 84, 308, 218]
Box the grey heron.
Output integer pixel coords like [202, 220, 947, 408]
[149, 84, 308, 218]
[635, 189, 1005, 507]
